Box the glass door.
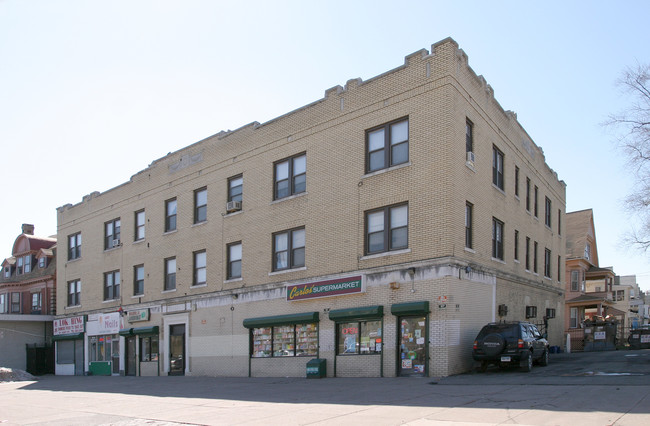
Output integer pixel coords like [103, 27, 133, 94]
[398, 316, 427, 377]
[169, 324, 185, 376]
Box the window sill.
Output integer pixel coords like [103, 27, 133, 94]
[191, 283, 207, 288]
[224, 210, 243, 218]
[491, 257, 506, 265]
[132, 294, 144, 299]
[269, 266, 307, 276]
[271, 191, 307, 205]
[192, 221, 207, 228]
[163, 229, 178, 236]
[162, 289, 177, 294]
[465, 161, 476, 172]
[65, 305, 81, 310]
[103, 246, 122, 253]
[492, 184, 506, 196]
[362, 162, 411, 179]
[360, 248, 411, 261]
[66, 257, 82, 264]
[102, 299, 120, 304]
[133, 239, 146, 245]
[224, 277, 243, 284]
[464, 247, 475, 254]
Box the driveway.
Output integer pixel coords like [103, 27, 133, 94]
[1, 349, 649, 426]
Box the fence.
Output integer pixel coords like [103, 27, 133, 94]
[25, 343, 54, 376]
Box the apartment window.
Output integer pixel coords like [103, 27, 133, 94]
[135, 210, 145, 241]
[227, 242, 242, 279]
[525, 305, 537, 319]
[274, 153, 306, 200]
[616, 290, 625, 301]
[23, 255, 31, 274]
[557, 256, 562, 281]
[164, 257, 176, 291]
[365, 203, 408, 255]
[17, 256, 23, 275]
[39, 257, 46, 268]
[570, 307, 578, 328]
[134, 265, 144, 296]
[273, 228, 305, 271]
[140, 335, 159, 362]
[546, 308, 556, 319]
[194, 187, 207, 224]
[31, 292, 42, 311]
[525, 237, 531, 270]
[525, 178, 531, 211]
[465, 202, 473, 249]
[584, 243, 591, 261]
[104, 270, 120, 301]
[492, 218, 504, 260]
[544, 197, 551, 227]
[165, 198, 177, 232]
[544, 248, 552, 278]
[11, 292, 20, 313]
[515, 166, 520, 197]
[193, 250, 207, 286]
[558, 209, 562, 235]
[514, 230, 519, 261]
[3, 267, 9, 278]
[366, 118, 409, 173]
[68, 280, 81, 307]
[492, 146, 504, 190]
[104, 218, 121, 249]
[66, 232, 81, 260]
[571, 270, 579, 291]
[533, 241, 538, 274]
[466, 119, 473, 154]
[337, 320, 383, 355]
[0, 293, 6, 313]
[228, 175, 243, 203]
[534, 186, 539, 217]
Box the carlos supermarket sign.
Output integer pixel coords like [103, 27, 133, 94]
[287, 276, 363, 301]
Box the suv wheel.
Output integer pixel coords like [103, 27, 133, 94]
[522, 352, 533, 372]
[540, 349, 549, 366]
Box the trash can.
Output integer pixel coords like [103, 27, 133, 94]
[306, 358, 326, 379]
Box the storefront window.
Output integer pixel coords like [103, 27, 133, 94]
[89, 334, 117, 362]
[57, 340, 75, 364]
[251, 323, 317, 358]
[140, 335, 159, 362]
[337, 320, 382, 355]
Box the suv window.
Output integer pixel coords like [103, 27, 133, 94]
[477, 324, 519, 340]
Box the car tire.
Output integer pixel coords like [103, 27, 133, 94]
[522, 352, 533, 372]
[482, 333, 506, 356]
[540, 349, 549, 366]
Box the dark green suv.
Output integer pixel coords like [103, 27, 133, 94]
[472, 321, 549, 372]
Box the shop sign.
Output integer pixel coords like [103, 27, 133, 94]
[53, 316, 85, 335]
[97, 312, 121, 334]
[287, 276, 362, 301]
[127, 309, 149, 323]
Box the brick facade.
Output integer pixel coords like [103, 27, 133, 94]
[56, 37, 566, 377]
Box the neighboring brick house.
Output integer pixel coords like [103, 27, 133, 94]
[56, 37, 566, 378]
[0, 224, 56, 371]
[564, 209, 618, 349]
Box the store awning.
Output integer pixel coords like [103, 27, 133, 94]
[329, 305, 383, 321]
[390, 301, 430, 316]
[52, 332, 84, 341]
[243, 312, 319, 328]
[119, 326, 159, 336]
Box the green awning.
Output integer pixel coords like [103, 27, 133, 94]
[329, 305, 383, 321]
[243, 312, 319, 328]
[391, 301, 430, 316]
[52, 332, 84, 341]
[119, 326, 159, 336]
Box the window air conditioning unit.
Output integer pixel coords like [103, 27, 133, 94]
[112, 239, 121, 248]
[466, 151, 475, 164]
[226, 201, 242, 213]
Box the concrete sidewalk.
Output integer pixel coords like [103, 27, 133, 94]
[2, 350, 650, 425]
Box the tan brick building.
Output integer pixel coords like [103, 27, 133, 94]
[55, 37, 565, 378]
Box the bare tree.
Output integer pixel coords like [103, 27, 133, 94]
[606, 63, 650, 251]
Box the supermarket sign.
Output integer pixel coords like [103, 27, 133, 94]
[287, 276, 363, 301]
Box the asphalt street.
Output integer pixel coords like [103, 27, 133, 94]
[1, 349, 649, 426]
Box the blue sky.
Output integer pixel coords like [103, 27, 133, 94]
[2, 0, 650, 291]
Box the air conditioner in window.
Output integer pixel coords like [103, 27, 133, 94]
[466, 151, 475, 164]
[226, 201, 242, 213]
[112, 239, 121, 248]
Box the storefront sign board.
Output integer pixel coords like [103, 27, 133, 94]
[53, 316, 85, 335]
[287, 276, 363, 301]
[127, 309, 150, 323]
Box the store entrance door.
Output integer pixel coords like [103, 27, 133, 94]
[398, 315, 427, 377]
[125, 336, 136, 376]
[169, 324, 185, 376]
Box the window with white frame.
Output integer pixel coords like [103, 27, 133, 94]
[165, 198, 177, 232]
[104, 218, 121, 250]
[228, 175, 243, 203]
[68, 280, 81, 307]
[0, 293, 6, 313]
[164, 257, 176, 291]
[135, 210, 145, 241]
[193, 250, 206, 286]
[227, 242, 242, 279]
[104, 270, 120, 301]
[571, 270, 579, 291]
[492, 218, 504, 260]
[492, 146, 504, 190]
[134, 265, 144, 296]
[366, 118, 409, 173]
[11, 292, 20, 313]
[23, 255, 31, 273]
[194, 187, 207, 224]
[365, 203, 408, 255]
[274, 154, 306, 200]
[273, 228, 305, 271]
[68, 232, 81, 260]
[570, 307, 578, 328]
[31, 292, 42, 311]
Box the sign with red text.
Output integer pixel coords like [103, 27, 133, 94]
[287, 276, 363, 301]
[53, 316, 85, 335]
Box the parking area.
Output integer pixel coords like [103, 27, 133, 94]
[1, 349, 649, 426]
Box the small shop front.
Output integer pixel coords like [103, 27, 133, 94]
[53, 315, 85, 376]
[392, 301, 429, 377]
[86, 312, 122, 376]
[119, 308, 159, 376]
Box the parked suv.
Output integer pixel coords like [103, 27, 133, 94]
[472, 321, 549, 372]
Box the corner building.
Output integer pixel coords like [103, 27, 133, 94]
[56, 38, 566, 378]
